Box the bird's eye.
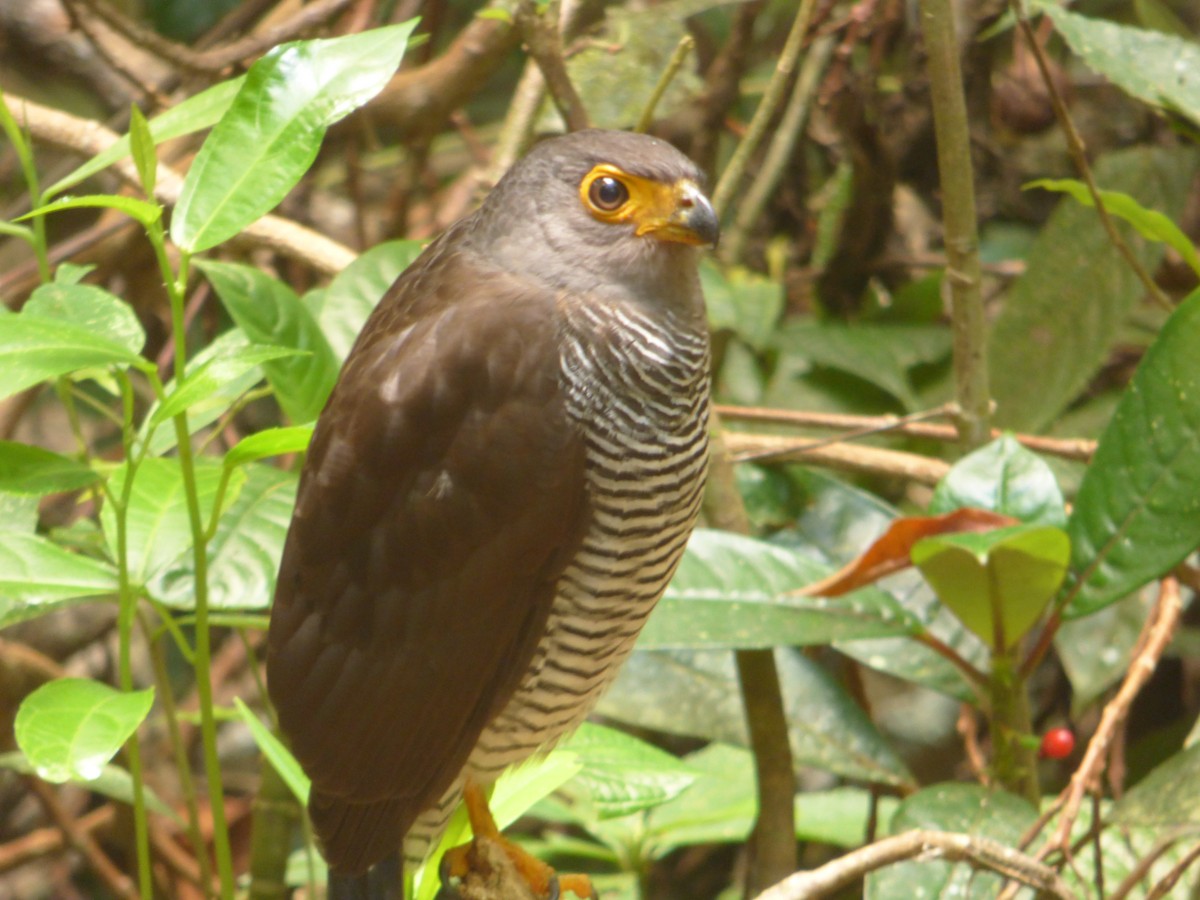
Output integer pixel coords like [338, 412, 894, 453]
[588, 176, 629, 212]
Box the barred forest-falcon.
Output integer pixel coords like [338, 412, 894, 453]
[266, 129, 718, 899]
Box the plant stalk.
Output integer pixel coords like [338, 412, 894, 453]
[917, 0, 991, 448]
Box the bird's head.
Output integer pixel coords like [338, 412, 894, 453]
[471, 129, 719, 311]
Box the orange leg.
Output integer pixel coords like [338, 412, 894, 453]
[439, 779, 597, 899]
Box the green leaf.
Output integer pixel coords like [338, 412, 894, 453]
[308, 239, 423, 361]
[559, 723, 696, 820]
[0, 533, 119, 629]
[1066, 287, 1200, 617]
[199, 260, 339, 424]
[24, 283, 146, 356]
[0, 751, 176, 820]
[599, 648, 914, 788]
[128, 104, 157, 196]
[773, 321, 952, 412]
[0, 442, 100, 495]
[15, 679, 154, 783]
[1027, 178, 1200, 278]
[930, 434, 1067, 527]
[226, 426, 314, 468]
[1056, 591, 1152, 713]
[148, 464, 296, 610]
[100, 458, 236, 586]
[641, 529, 916, 649]
[233, 698, 310, 804]
[0, 314, 148, 402]
[142, 329, 269, 455]
[151, 343, 305, 425]
[988, 145, 1197, 431]
[866, 784, 1036, 900]
[913, 524, 1069, 651]
[1040, 4, 1200, 127]
[1113, 742, 1200, 827]
[701, 260, 785, 352]
[45, 77, 246, 197]
[0, 492, 40, 534]
[19, 194, 161, 229]
[171, 22, 418, 252]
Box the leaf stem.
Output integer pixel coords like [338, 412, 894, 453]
[113, 372, 154, 899]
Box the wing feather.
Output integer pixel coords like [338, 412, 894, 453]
[267, 245, 588, 872]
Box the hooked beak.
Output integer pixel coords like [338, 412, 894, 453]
[637, 180, 720, 249]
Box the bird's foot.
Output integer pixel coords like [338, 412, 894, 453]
[438, 779, 596, 900]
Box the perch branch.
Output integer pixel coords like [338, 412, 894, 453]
[513, 0, 589, 132]
[714, 404, 1096, 462]
[722, 433, 951, 485]
[752, 829, 1074, 900]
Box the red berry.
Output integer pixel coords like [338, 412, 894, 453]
[1039, 727, 1075, 759]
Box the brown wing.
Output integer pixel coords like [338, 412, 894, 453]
[266, 242, 589, 873]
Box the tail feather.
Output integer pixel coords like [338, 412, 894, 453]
[328, 851, 402, 900]
[310, 789, 416, 875]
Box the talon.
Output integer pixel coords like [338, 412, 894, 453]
[547, 874, 560, 900]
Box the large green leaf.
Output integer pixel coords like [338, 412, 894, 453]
[1113, 740, 1200, 828]
[0, 533, 119, 629]
[141, 329, 270, 456]
[15, 678, 154, 783]
[641, 529, 916, 649]
[199, 260, 339, 424]
[307, 239, 424, 362]
[772, 470, 988, 700]
[0, 442, 100, 495]
[865, 784, 1037, 900]
[598, 648, 914, 788]
[913, 524, 1069, 651]
[1066, 288, 1200, 617]
[45, 77, 246, 197]
[772, 321, 952, 412]
[929, 434, 1066, 527]
[1056, 591, 1152, 713]
[1041, 4, 1200, 127]
[148, 464, 296, 610]
[171, 22, 417, 252]
[558, 723, 696, 820]
[701, 260, 785, 352]
[988, 146, 1197, 431]
[151, 343, 304, 425]
[0, 314, 148, 402]
[24, 283, 146, 354]
[100, 458, 236, 586]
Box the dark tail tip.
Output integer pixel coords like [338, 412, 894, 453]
[328, 851, 403, 900]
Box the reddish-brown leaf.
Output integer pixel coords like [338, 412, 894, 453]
[797, 508, 1020, 598]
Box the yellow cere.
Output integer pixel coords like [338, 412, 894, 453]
[579, 164, 705, 245]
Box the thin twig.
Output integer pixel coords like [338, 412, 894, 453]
[635, 36, 694, 133]
[1009, 0, 1171, 310]
[1045, 578, 1182, 853]
[723, 34, 834, 262]
[0, 806, 113, 873]
[715, 404, 1096, 461]
[514, 0, 589, 132]
[710, 0, 818, 219]
[1106, 833, 1182, 900]
[1145, 839, 1200, 900]
[23, 778, 137, 899]
[752, 829, 1076, 900]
